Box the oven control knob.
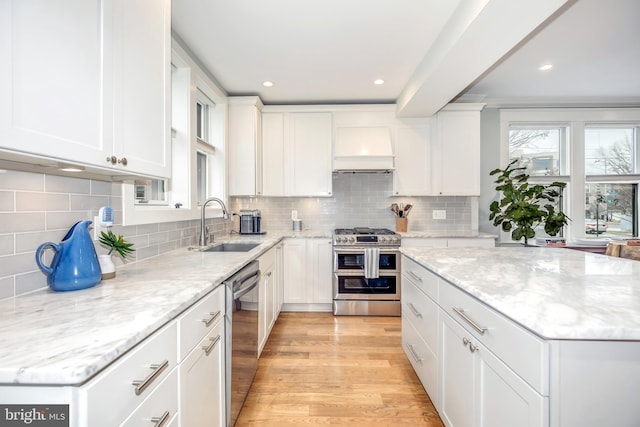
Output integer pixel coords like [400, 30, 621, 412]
[336, 237, 344, 243]
[392, 237, 399, 243]
[348, 237, 355, 243]
[379, 236, 387, 242]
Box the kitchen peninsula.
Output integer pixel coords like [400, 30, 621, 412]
[400, 246, 640, 427]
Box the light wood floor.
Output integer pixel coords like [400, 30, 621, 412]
[236, 312, 444, 427]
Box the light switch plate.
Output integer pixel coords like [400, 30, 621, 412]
[433, 210, 447, 220]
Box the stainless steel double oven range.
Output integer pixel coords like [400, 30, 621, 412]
[333, 227, 401, 316]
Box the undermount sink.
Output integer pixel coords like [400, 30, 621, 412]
[195, 242, 260, 252]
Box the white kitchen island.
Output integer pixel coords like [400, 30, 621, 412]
[400, 246, 640, 427]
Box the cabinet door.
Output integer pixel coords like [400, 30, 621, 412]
[179, 321, 225, 427]
[274, 243, 284, 316]
[0, 0, 112, 166]
[285, 113, 333, 196]
[258, 248, 275, 354]
[229, 97, 262, 196]
[432, 108, 481, 196]
[261, 112, 285, 196]
[310, 239, 333, 304]
[393, 123, 432, 196]
[283, 239, 309, 304]
[440, 313, 475, 427]
[112, 0, 170, 178]
[475, 342, 547, 427]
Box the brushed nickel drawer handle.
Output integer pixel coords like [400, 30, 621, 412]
[132, 359, 169, 396]
[453, 307, 488, 335]
[202, 310, 222, 327]
[203, 335, 222, 356]
[408, 271, 423, 282]
[407, 344, 423, 364]
[407, 302, 423, 319]
[150, 411, 170, 427]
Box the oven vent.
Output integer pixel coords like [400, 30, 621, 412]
[333, 127, 394, 172]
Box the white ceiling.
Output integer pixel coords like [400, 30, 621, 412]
[172, 0, 640, 116]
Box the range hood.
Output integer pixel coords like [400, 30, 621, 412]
[333, 127, 394, 172]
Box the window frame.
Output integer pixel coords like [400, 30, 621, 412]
[498, 108, 640, 243]
[121, 38, 228, 226]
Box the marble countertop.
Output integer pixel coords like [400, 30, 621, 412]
[399, 231, 497, 239]
[401, 247, 640, 341]
[0, 234, 284, 386]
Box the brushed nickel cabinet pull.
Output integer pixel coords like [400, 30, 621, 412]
[202, 310, 221, 327]
[408, 271, 423, 282]
[202, 335, 222, 356]
[407, 302, 423, 319]
[118, 157, 128, 166]
[469, 342, 479, 353]
[407, 344, 423, 364]
[150, 411, 170, 427]
[452, 307, 488, 335]
[132, 359, 169, 396]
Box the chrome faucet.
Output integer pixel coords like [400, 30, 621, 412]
[199, 197, 229, 247]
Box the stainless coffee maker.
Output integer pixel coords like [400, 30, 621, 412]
[239, 209, 262, 234]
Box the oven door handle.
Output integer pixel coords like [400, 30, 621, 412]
[334, 248, 398, 253]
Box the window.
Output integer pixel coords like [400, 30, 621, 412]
[508, 126, 567, 176]
[195, 89, 217, 205]
[584, 126, 639, 238]
[499, 109, 640, 242]
[121, 39, 227, 226]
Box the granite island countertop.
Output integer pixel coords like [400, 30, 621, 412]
[0, 234, 285, 386]
[400, 246, 640, 341]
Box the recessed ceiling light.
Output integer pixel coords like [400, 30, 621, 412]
[538, 64, 553, 71]
[373, 79, 385, 85]
[262, 81, 274, 87]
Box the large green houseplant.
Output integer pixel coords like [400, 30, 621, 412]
[489, 160, 569, 245]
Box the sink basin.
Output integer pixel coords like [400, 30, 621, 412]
[199, 242, 260, 252]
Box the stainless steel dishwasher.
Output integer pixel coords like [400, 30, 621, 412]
[225, 260, 260, 427]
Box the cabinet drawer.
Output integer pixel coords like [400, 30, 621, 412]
[402, 279, 438, 354]
[402, 256, 439, 301]
[120, 368, 178, 427]
[439, 281, 549, 395]
[402, 316, 439, 409]
[178, 285, 225, 361]
[84, 322, 177, 427]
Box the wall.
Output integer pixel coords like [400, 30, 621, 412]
[230, 173, 474, 233]
[0, 170, 228, 299]
[479, 108, 502, 235]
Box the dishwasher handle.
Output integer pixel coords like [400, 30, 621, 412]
[232, 270, 260, 300]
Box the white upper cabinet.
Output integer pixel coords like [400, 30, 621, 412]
[393, 119, 432, 196]
[0, 0, 171, 179]
[261, 108, 332, 197]
[228, 96, 263, 196]
[431, 104, 484, 196]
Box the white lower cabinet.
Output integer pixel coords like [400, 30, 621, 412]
[402, 255, 548, 427]
[282, 238, 333, 311]
[258, 246, 282, 355]
[82, 322, 178, 427]
[177, 285, 226, 427]
[440, 313, 546, 427]
[401, 238, 495, 249]
[179, 320, 225, 427]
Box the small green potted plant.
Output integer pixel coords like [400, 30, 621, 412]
[98, 230, 135, 279]
[489, 160, 570, 246]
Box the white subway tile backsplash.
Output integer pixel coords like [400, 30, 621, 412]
[17, 192, 69, 212]
[45, 212, 92, 231]
[0, 213, 46, 233]
[45, 175, 91, 194]
[15, 230, 64, 254]
[0, 252, 37, 277]
[70, 194, 110, 211]
[0, 235, 14, 256]
[90, 179, 113, 196]
[15, 271, 46, 295]
[0, 191, 14, 211]
[0, 277, 14, 299]
[0, 170, 44, 191]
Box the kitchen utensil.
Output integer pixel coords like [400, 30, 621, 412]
[391, 203, 399, 217]
[35, 220, 102, 291]
[403, 204, 413, 217]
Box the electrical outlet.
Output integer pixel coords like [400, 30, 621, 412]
[433, 210, 447, 220]
[291, 210, 298, 220]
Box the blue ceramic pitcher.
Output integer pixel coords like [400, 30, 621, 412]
[36, 220, 102, 291]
